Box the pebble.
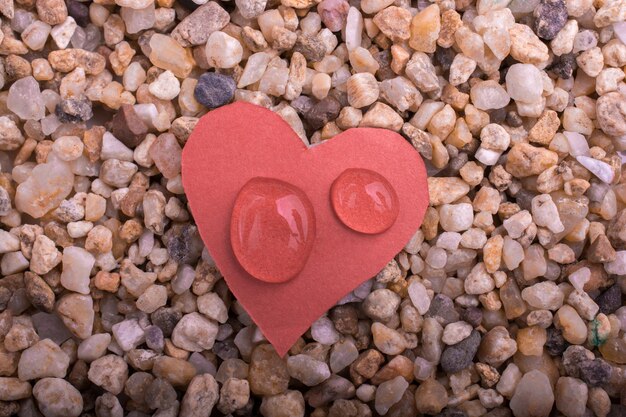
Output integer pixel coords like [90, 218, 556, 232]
[414, 378, 448, 414]
[505, 143, 558, 177]
[248, 344, 289, 395]
[362, 289, 401, 321]
[171, 1, 229, 46]
[477, 326, 517, 366]
[596, 92, 626, 137]
[56, 293, 94, 339]
[509, 370, 554, 417]
[24, 271, 55, 313]
[260, 390, 305, 417]
[218, 377, 250, 414]
[77, 333, 111, 362]
[505, 64, 544, 104]
[88, 354, 128, 394]
[111, 104, 148, 148]
[60, 246, 95, 294]
[33, 378, 82, 417]
[194, 73, 236, 109]
[180, 374, 219, 417]
[18, 339, 70, 380]
[534, 0, 568, 40]
[441, 330, 481, 374]
[317, 0, 349, 32]
[442, 321, 473, 345]
[375, 376, 409, 415]
[287, 354, 331, 386]
[15, 159, 74, 219]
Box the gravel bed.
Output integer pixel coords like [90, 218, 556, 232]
[0, 0, 625, 416]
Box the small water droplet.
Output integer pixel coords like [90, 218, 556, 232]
[230, 178, 316, 283]
[331, 168, 399, 234]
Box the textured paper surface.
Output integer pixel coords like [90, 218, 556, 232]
[182, 102, 428, 355]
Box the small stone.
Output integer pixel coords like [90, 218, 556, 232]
[36, 0, 68, 25]
[405, 52, 439, 93]
[148, 70, 180, 101]
[409, 4, 440, 53]
[375, 376, 409, 415]
[249, 344, 289, 395]
[373, 6, 411, 42]
[51, 16, 77, 49]
[0, 116, 25, 151]
[218, 378, 250, 414]
[33, 378, 82, 417]
[330, 339, 359, 373]
[18, 339, 69, 380]
[152, 356, 197, 388]
[596, 92, 626, 137]
[194, 73, 236, 109]
[506, 143, 558, 177]
[24, 271, 55, 313]
[77, 333, 111, 363]
[477, 326, 517, 366]
[88, 355, 128, 395]
[205, 31, 243, 69]
[180, 374, 219, 417]
[7, 76, 46, 120]
[371, 322, 407, 355]
[360, 103, 403, 131]
[111, 104, 148, 148]
[427, 177, 469, 206]
[317, 0, 349, 32]
[506, 64, 544, 104]
[149, 33, 195, 78]
[287, 354, 331, 386]
[171, 312, 218, 352]
[196, 292, 228, 323]
[56, 293, 94, 339]
[362, 289, 401, 321]
[555, 305, 587, 344]
[509, 23, 550, 64]
[534, 0, 568, 40]
[0, 378, 31, 401]
[509, 371, 554, 417]
[260, 390, 305, 417]
[441, 330, 481, 374]
[442, 321, 473, 345]
[439, 203, 474, 232]
[346, 73, 379, 108]
[408, 280, 430, 315]
[60, 246, 95, 294]
[470, 80, 510, 111]
[414, 378, 448, 414]
[171, 1, 229, 46]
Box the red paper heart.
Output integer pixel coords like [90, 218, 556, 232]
[182, 102, 428, 355]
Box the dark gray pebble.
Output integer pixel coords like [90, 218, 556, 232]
[533, 0, 568, 40]
[441, 330, 481, 374]
[194, 73, 236, 109]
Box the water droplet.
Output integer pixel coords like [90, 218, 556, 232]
[230, 177, 316, 283]
[331, 168, 399, 234]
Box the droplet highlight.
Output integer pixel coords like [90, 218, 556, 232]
[330, 168, 399, 234]
[230, 177, 316, 283]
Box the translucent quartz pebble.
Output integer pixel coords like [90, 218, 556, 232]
[15, 159, 74, 218]
[7, 76, 46, 120]
[230, 178, 316, 283]
[330, 168, 399, 234]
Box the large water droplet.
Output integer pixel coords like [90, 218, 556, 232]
[230, 178, 316, 283]
[331, 168, 399, 234]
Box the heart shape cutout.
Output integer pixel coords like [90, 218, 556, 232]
[182, 102, 428, 355]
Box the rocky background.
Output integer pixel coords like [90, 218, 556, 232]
[0, 0, 625, 416]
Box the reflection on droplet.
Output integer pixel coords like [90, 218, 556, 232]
[330, 168, 399, 234]
[230, 177, 316, 283]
